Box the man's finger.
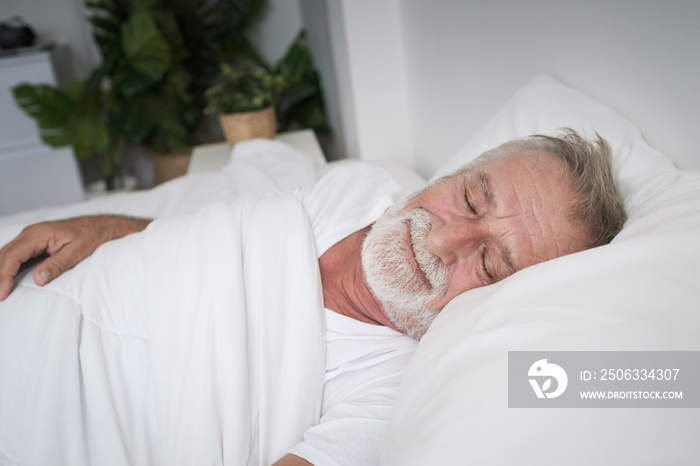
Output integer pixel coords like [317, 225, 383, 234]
[0, 253, 26, 301]
[0, 275, 13, 301]
[32, 267, 52, 287]
[0, 231, 51, 271]
[0, 229, 53, 300]
[32, 252, 77, 287]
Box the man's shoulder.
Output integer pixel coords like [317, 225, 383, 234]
[294, 162, 403, 255]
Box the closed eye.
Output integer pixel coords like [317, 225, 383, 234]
[481, 248, 496, 284]
[464, 189, 477, 215]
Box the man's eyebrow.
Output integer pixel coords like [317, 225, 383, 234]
[476, 170, 493, 206]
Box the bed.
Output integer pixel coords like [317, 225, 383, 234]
[0, 75, 699, 465]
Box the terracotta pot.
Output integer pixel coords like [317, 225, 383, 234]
[148, 147, 192, 186]
[218, 106, 276, 147]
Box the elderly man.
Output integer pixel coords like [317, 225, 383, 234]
[0, 129, 626, 465]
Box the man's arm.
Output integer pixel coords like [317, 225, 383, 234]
[0, 215, 151, 301]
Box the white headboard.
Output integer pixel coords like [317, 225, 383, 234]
[321, 0, 700, 178]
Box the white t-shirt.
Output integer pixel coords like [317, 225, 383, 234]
[288, 162, 419, 465]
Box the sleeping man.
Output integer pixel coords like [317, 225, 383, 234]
[0, 129, 626, 465]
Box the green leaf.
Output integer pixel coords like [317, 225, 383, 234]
[276, 30, 313, 81]
[64, 81, 84, 100]
[88, 16, 121, 38]
[13, 84, 71, 116]
[121, 10, 172, 76]
[228, 0, 267, 30]
[82, 43, 121, 95]
[36, 127, 72, 148]
[12, 82, 112, 159]
[115, 65, 161, 97]
[162, 66, 193, 103]
[295, 102, 326, 129]
[277, 81, 316, 114]
[69, 111, 110, 160]
[12, 84, 73, 146]
[221, 32, 269, 69]
[203, 64, 285, 114]
[152, 9, 186, 61]
[132, 0, 162, 10]
[273, 29, 327, 131]
[112, 96, 154, 143]
[67, 85, 110, 159]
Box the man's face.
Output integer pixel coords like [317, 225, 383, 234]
[362, 150, 589, 339]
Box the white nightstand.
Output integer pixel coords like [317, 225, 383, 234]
[188, 129, 326, 175]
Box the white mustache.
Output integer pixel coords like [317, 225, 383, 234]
[406, 209, 448, 294]
[361, 203, 448, 340]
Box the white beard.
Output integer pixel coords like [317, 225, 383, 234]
[361, 201, 448, 340]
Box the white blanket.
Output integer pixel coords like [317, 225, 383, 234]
[0, 195, 326, 465]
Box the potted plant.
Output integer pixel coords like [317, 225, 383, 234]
[86, 0, 277, 184]
[84, 0, 211, 185]
[204, 63, 286, 146]
[204, 28, 329, 147]
[12, 79, 125, 190]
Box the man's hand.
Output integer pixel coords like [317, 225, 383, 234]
[0, 215, 151, 301]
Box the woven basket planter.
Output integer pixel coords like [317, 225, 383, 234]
[218, 106, 276, 147]
[147, 147, 192, 186]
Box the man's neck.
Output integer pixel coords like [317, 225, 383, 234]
[319, 226, 397, 330]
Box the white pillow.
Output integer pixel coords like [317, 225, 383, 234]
[382, 75, 700, 465]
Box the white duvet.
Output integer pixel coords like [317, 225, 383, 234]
[0, 195, 326, 465]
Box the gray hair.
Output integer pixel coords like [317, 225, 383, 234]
[459, 128, 627, 248]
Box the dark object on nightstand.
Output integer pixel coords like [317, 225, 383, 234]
[0, 17, 36, 49]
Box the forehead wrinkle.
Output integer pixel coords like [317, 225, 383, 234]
[521, 156, 576, 262]
[502, 161, 550, 267]
[531, 155, 578, 257]
[509, 185, 542, 267]
[482, 151, 580, 272]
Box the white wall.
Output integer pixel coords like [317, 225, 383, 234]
[325, 0, 413, 166]
[248, 0, 305, 64]
[398, 0, 700, 175]
[298, 0, 344, 161]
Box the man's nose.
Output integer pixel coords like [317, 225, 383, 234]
[425, 218, 483, 266]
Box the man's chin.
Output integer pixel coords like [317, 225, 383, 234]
[382, 303, 440, 340]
